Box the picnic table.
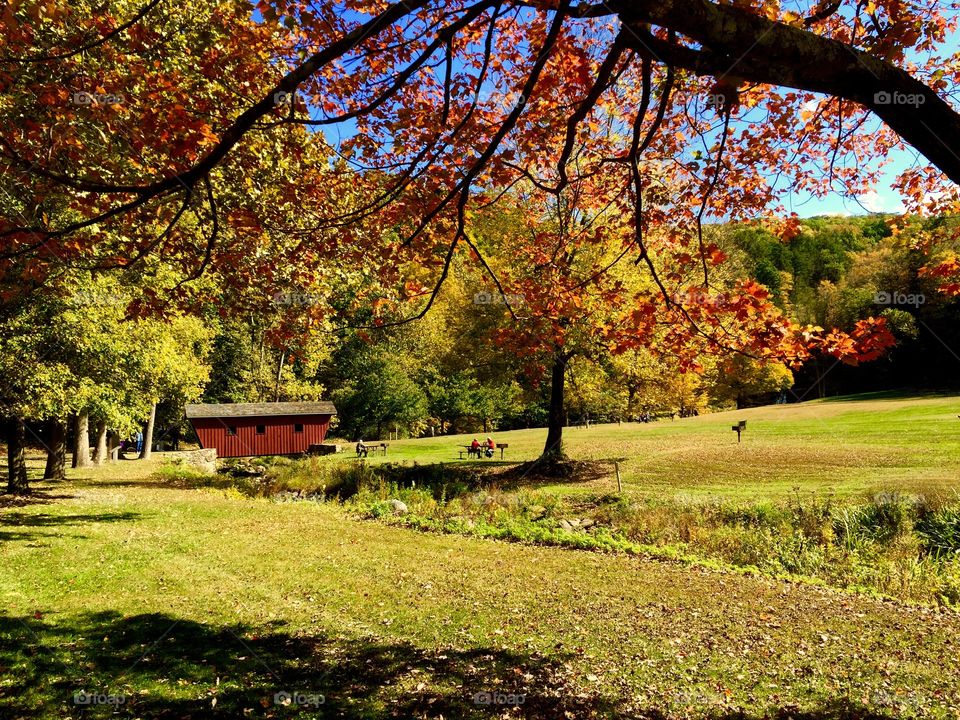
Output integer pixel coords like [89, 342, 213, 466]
[458, 445, 481, 459]
[458, 443, 509, 460]
[357, 442, 389, 457]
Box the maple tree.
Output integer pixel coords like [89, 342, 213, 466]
[468, 183, 827, 458]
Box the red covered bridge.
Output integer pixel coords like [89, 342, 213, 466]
[185, 401, 337, 458]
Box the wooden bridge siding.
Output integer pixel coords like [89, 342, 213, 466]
[191, 414, 331, 457]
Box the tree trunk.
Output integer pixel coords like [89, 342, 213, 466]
[275, 351, 285, 402]
[814, 357, 827, 399]
[107, 430, 119, 462]
[542, 353, 568, 459]
[43, 418, 66, 481]
[140, 402, 156, 460]
[72, 411, 92, 468]
[92, 420, 108, 466]
[6, 417, 29, 494]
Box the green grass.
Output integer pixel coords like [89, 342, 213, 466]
[323, 394, 960, 501]
[2, 394, 960, 718]
[3, 467, 960, 719]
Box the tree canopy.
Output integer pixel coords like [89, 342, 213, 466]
[3, 0, 960, 306]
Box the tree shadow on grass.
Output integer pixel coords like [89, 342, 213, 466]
[0, 510, 142, 543]
[0, 488, 74, 509]
[0, 612, 905, 720]
[494, 459, 614, 489]
[71, 476, 221, 490]
[0, 611, 618, 719]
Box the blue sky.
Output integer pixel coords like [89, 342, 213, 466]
[784, 19, 960, 217]
[785, 139, 917, 217]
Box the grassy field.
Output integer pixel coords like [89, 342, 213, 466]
[320, 392, 960, 501]
[2, 393, 959, 718]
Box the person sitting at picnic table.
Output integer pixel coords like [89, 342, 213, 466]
[470, 438, 481, 458]
[485, 437, 495, 458]
[356, 439, 368, 458]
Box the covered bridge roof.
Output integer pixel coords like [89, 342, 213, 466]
[185, 401, 337, 419]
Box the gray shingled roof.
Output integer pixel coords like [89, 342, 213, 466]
[185, 401, 337, 419]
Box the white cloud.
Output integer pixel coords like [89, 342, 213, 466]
[859, 190, 904, 214]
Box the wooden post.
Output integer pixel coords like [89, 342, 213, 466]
[732, 421, 746, 443]
[614, 461, 622, 493]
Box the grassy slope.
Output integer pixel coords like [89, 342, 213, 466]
[2, 394, 959, 718]
[1, 465, 959, 714]
[322, 394, 960, 501]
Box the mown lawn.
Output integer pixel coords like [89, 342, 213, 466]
[322, 392, 960, 501]
[1, 453, 960, 718]
[2, 393, 959, 718]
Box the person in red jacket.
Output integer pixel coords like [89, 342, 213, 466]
[470, 438, 481, 458]
[485, 437, 495, 458]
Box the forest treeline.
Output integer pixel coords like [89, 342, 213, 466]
[3, 211, 958, 493]
[200, 212, 958, 438]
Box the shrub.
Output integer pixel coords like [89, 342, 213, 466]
[788, 491, 835, 545]
[832, 494, 915, 549]
[699, 526, 772, 568]
[936, 565, 960, 606]
[154, 462, 212, 485]
[915, 506, 960, 558]
[714, 502, 787, 530]
[857, 493, 913, 544]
